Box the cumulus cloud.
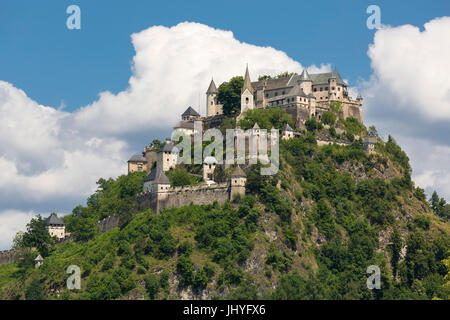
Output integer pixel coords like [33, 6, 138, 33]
[0, 22, 332, 249]
[73, 22, 330, 137]
[362, 16, 450, 199]
[0, 210, 36, 250]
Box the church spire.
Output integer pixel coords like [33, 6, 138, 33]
[206, 78, 218, 94]
[242, 64, 254, 94]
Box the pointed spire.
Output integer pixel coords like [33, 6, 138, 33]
[231, 165, 246, 177]
[332, 67, 345, 84]
[356, 92, 363, 100]
[206, 78, 218, 94]
[242, 64, 254, 94]
[299, 68, 311, 81]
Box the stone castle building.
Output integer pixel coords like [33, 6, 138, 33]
[128, 64, 364, 175]
[46, 213, 66, 240]
[129, 64, 366, 213]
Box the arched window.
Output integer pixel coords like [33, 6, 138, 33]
[246, 97, 249, 103]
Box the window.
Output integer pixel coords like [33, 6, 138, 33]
[320, 87, 323, 91]
[338, 87, 341, 91]
[275, 92, 278, 96]
[282, 91, 285, 95]
[314, 88, 317, 92]
[246, 97, 249, 103]
[325, 87, 328, 90]
[265, 93, 268, 98]
[332, 87, 335, 90]
[211, 101, 213, 105]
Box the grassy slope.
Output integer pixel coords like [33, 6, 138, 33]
[1, 125, 449, 300]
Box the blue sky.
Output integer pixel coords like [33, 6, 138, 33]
[0, 1, 449, 250]
[1, 0, 448, 110]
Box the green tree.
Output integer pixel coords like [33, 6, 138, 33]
[389, 227, 402, 277]
[25, 278, 44, 300]
[21, 215, 54, 257]
[145, 274, 160, 299]
[321, 111, 336, 125]
[217, 76, 244, 116]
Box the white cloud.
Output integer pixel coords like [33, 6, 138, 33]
[366, 17, 450, 121]
[73, 22, 330, 137]
[363, 16, 450, 200]
[0, 210, 36, 250]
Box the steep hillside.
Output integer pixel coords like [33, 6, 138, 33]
[1, 117, 449, 300]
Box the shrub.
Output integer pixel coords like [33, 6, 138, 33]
[145, 274, 160, 299]
[178, 241, 194, 256]
[321, 111, 336, 125]
[414, 215, 431, 230]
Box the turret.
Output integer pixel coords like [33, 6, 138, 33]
[298, 68, 312, 95]
[230, 165, 246, 200]
[240, 65, 254, 115]
[206, 79, 222, 116]
[203, 156, 218, 181]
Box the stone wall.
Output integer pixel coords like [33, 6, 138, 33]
[97, 215, 120, 233]
[137, 183, 230, 213]
[0, 249, 18, 266]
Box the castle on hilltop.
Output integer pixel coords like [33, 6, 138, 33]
[207, 65, 363, 126]
[130, 65, 365, 213]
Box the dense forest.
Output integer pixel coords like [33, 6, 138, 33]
[1, 107, 449, 300]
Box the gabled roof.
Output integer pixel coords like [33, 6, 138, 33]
[253, 123, 260, 129]
[251, 77, 291, 91]
[241, 65, 254, 94]
[46, 213, 64, 226]
[206, 79, 218, 94]
[266, 85, 307, 102]
[283, 123, 293, 131]
[158, 141, 175, 153]
[182, 106, 200, 117]
[128, 155, 147, 163]
[231, 165, 246, 177]
[35, 254, 43, 262]
[288, 68, 346, 86]
[144, 167, 170, 184]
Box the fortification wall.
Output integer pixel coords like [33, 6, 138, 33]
[163, 183, 230, 210]
[97, 215, 120, 233]
[137, 183, 230, 213]
[203, 115, 225, 130]
[0, 249, 18, 266]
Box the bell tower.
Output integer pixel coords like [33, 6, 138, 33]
[240, 65, 254, 115]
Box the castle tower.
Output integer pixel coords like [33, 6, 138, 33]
[157, 138, 178, 172]
[34, 254, 43, 269]
[282, 123, 294, 140]
[328, 71, 337, 101]
[240, 65, 254, 115]
[203, 156, 218, 181]
[356, 92, 363, 105]
[206, 79, 223, 116]
[230, 165, 246, 200]
[298, 68, 312, 95]
[142, 145, 158, 173]
[45, 213, 65, 240]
